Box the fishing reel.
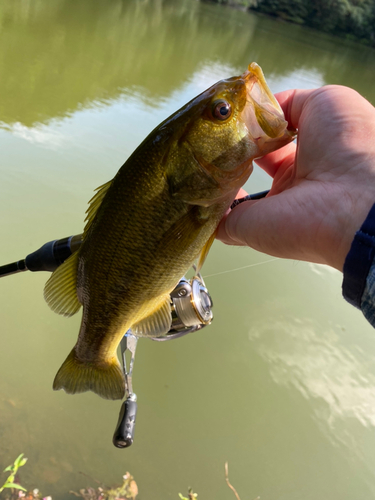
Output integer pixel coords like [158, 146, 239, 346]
[155, 272, 213, 341]
[0, 233, 214, 448]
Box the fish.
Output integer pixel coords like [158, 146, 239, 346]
[44, 62, 295, 400]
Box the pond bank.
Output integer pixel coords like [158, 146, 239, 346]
[202, 0, 375, 47]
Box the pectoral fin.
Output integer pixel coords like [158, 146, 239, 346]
[158, 205, 206, 251]
[44, 251, 81, 316]
[197, 231, 216, 273]
[131, 294, 172, 338]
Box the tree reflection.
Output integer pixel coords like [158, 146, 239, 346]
[0, 0, 374, 126]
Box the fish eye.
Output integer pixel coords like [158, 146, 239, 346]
[212, 100, 232, 121]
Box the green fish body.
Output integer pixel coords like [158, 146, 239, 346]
[44, 63, 294, 400]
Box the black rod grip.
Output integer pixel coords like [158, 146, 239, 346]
[25, 240, 58, 272]
[113, 398, 137, 448]
[25, 234, 83, 272]
[230, 189, 270, 209]
[0, 234, 83, 277]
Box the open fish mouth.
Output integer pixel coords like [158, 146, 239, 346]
[241, 62, 295, 148]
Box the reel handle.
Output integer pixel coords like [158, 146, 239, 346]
[113, 397, 138, 448]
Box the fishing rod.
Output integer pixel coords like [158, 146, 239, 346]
[0, 189, 269, 448]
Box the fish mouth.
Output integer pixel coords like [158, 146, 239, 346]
[241, 62, 296, 152]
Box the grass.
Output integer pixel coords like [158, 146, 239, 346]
[1, 455, 251, 500]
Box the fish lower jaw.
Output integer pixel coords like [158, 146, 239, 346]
[255, 130, 295, 157]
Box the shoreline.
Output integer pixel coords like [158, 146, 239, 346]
[201, 0, 375, 48]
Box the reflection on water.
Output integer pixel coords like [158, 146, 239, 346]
[1, 0, 375, 127]
[249, 315, 375, 430]
[1, 1, 375, 499]
[248, 307, 375, 491]
[1, 122, 67, 149]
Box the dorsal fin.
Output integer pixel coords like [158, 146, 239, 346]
[83, 179, 113, 236]
[44, 251, 81, 317]
[131, 294, 172, 338]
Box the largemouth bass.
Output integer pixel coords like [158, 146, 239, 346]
[44, 63, 294, 400]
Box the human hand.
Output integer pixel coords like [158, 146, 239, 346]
[217, 86, 375, 271]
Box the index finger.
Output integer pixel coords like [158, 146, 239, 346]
[255, 141, 296, 178]
[276, 88, 318, 130]
[254, 88, 318, 178]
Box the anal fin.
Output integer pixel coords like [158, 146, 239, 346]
[131, 294, 172, 338]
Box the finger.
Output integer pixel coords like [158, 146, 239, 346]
[216, 191, 312, 261]
[235, 187, 248, 199]
[217, 197, 277, 248]
[275, 88, 318, 130]
[252, 89, 318, 179]
[255, 141, 296, 178]
[253, 88, 319, 179]
[218, 188, 249, 234]
[216, 200, 255, 246]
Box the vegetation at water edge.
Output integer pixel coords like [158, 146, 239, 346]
[204, 0, 375, 46]
[1, 455, 246, 500]
[0, 456, 138, 500]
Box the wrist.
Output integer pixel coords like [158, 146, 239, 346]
[318, 178, 375, 271]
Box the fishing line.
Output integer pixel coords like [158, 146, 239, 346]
[204, 257, 280, 279]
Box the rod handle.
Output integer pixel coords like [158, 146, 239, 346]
[25, 234, 83, 272]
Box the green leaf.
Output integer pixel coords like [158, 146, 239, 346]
[3, 466, 13, 472]
[5, 474, 15, 484]
[19, 458, 27, 467]
[4, 483, 27, 491]
[13, 454, 25, 469]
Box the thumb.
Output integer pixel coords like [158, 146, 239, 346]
[216, 194, 304, 259]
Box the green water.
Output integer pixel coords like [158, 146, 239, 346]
[1, 1, 375, 499]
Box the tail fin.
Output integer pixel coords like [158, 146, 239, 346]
[53, 348, 125, 400]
